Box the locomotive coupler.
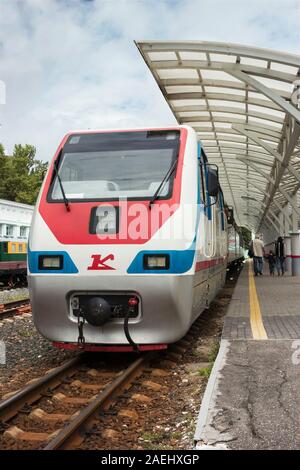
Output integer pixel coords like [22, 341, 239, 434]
[77, 311, 86, 349]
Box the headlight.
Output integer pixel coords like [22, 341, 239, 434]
[143, 254, 170, 270]
[38, 255, 63, 270]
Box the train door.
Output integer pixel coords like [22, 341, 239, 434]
[208, 191, 220, 304]
[218, 191, 228, 288]
[203, 171, 215, 262]
[202, 160, 221, 305]
[192, 150, 209, 318]
[202, 162, 216, 306]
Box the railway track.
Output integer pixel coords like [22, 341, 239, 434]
[0, 298, 31, 319]
[0, 351, 156, 450]
[0, 323, 201, 450]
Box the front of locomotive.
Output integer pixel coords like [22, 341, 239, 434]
[28, 126, 199, 351]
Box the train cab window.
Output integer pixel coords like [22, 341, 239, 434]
[11, 243, 16, 253]
[49, 130, 180, 202]
[18, 244, 23, 253]
[60, 166, 79, 182]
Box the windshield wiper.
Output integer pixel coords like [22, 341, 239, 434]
[53, 157, 71, 212]
[149, 158, 178, 209]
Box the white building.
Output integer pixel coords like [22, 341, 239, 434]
[0, 199, 34, 241]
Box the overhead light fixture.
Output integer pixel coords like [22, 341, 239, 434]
[241, 196, 257, 201]
[243, 213, 259, 218]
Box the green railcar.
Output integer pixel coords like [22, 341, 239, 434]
[0, 241, 27, 286]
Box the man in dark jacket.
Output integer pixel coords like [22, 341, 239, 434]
[275, 236, 285, 276]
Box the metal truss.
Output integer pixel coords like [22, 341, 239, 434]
[136, 41, 300, 233]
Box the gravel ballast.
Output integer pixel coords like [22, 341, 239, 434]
[0, 288, 29, 305]
[0, 265, 242, 449]
[0, 314, 75, 399]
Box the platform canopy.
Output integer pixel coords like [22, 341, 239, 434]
[136, 41, 300, 234]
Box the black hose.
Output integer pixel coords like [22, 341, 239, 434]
[124, 311, 140, 353]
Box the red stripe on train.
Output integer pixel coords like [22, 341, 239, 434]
[39, 128, 188, 245]
[52, 341, 168, 352]
[195, 257, 226, 272]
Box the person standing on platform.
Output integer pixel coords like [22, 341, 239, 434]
[253, 235, 265, 276]
[267, 250, 276, 276]
[275, 236, 285, 276]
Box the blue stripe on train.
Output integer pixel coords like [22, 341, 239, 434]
[126, 246, 196, 274]
[28, 247, 78, 274]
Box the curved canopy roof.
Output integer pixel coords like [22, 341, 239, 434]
[136, 41, 300, 233]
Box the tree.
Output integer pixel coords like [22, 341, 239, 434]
[0, 144, 48, 205]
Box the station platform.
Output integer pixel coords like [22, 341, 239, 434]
[195, 260, 300, 450]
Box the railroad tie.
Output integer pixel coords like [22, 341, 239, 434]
[29, 408, 71, 423]
[142, 380, 167, 392]
[52, 392, 91, 405]
[87, 369, 118, 378]
[151, 368, 171, 377]
[131, 393, 152, 404]
[4, 425, 60, 442]
[118, 409, 139, 421]
[70, 380, 103, 392]
[16, 306, 31, 315]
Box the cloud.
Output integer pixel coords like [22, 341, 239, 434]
[0, 0, 299, 160]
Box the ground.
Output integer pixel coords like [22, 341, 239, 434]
[0, 269, 241, 449]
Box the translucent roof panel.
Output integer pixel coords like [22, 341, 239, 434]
[136, 40, 300, 230]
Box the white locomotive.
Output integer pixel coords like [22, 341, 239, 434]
[28, 126, 243, 351]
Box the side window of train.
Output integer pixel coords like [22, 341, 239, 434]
[199, 162, 206, 206]
[203, 163, 212, 220]
[219, 192, 225, 231]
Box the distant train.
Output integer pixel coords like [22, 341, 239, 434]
[28, 126, 244, 352]
[0, 240, 27, 287]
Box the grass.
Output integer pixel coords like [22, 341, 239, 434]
[198, 340, 220, 378]
[209, 341, 220, 362]
[198, 364, 213, 377]
[140, 429, 185, 450]
[18, 329, 33, 338]
[141, 431, 167, 444]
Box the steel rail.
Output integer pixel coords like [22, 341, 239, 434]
[0, 298, 31, 319]
[44, 353, 152, 450]
[0, 354, 84, 422]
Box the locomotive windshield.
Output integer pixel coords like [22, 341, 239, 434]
[50, 130, 180, 202]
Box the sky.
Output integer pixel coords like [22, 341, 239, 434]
[0, 0, 299, 161]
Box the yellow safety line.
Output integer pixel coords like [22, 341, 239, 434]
[248, 262, 268, 340]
